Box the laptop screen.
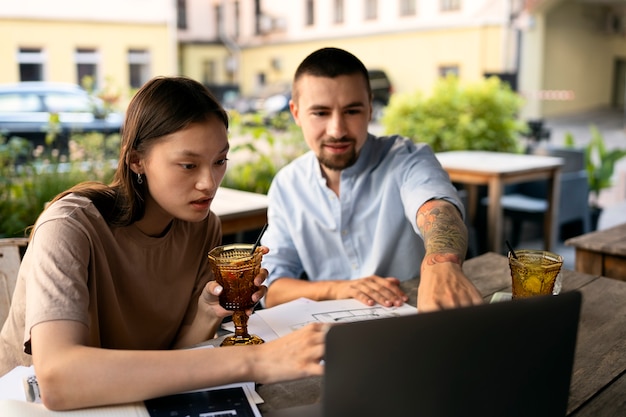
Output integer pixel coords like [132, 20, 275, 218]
[322, 292, 581, 417]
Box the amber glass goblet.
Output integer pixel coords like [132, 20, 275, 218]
[208, 244, 264, 346]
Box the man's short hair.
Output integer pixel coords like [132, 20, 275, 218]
[293, 47, 372, 100]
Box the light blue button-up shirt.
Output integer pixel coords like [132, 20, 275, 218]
[261, 134, 463, 286]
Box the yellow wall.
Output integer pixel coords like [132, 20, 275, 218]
[520, 0, 625, 119]
[178, 44, 234, 84]
[234, 25, 506, 97]
[542, 3, 614, 117]
[0, 19, 174, 105]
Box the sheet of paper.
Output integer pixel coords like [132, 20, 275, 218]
[255, 298, 417, 338]
[220, 312, 280, 342]
[490, 292, 512, 303]
[0, 399, 148, 417]
[0, 365, 33, 401]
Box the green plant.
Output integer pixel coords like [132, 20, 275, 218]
[380, 75, 527, 152]
[223, 112, 306, 194]
[0, 132, 118, 238]
[581, 125, 626, 208]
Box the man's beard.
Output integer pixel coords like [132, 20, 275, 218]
[318, 139, 358, 171]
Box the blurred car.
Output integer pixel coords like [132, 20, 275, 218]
[231, 70, 392, 122]
[231, 82, 291, 117]
[0, 81, 123, 154]
[368, 69, 393, 121]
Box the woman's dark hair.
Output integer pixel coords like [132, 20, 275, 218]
[45, 76, 229, 227]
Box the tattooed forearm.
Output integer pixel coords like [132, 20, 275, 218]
[416, 199, 468, 266]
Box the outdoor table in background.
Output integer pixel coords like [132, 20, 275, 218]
[435, 150, 563, 253]
[565, 222, 626, 281]
[212, 187, 268, 238]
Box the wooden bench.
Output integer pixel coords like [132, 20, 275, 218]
[0, 238, 29, 327]
[565, 223, 626, 281]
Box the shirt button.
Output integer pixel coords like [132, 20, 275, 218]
[342, 230, 348, 236]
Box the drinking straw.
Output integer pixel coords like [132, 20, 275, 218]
[250, 223, 269, 255]
[506, 240, 518, 259]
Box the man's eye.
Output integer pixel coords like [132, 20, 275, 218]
[216, 158, 229, 166]
[180, 164, 196, 170]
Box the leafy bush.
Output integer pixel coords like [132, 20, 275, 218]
[381, 75, 527, 152]
[0, 109, 304, 238]
[566, 126, 626, 208]
[223, 112, 307, 194]
[0, 133, 118, 238]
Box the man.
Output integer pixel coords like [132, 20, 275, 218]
[261, 47, 482, 312]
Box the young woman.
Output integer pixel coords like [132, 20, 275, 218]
[0, 76, 326, 410]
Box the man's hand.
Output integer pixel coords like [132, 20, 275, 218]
[416, 199, 483, 312]
[330, 275, 409, 307]
[417, 260, 483, 312]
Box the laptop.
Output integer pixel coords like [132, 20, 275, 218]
[266, 291, 582, 417]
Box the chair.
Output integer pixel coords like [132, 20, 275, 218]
[0, 238, 28, 328]
[457, 188, 479, 259]
[497, 147, 591, 247]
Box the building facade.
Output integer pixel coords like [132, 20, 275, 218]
[179, 0, 517, 100]
[178, 0, 626, 120]
[0, 0, 177, 103]
[1, 0, 625, 120]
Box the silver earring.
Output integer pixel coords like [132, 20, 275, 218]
[137, 173, 143, 184]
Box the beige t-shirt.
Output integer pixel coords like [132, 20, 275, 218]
[0, 194, 221, 376]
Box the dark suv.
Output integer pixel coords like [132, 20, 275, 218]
[0, 82, 123, 153]
[368, 69, 393, 121]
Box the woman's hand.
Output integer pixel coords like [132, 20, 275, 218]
[201, 271, 268, 318]
[252, 322, 328, 384]
[201, 246, 270, 318]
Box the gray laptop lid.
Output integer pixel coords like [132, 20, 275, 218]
[322, 291, 581, 417]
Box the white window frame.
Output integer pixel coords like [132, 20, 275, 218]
[128, 49, 151, 89]
[75, 48, 100, 89]
[364, 0, 378, 20]
[17, 47, 46, 81]
[400, 0, 417, 17]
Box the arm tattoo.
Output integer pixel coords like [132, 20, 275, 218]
[417, 199, 468, 266]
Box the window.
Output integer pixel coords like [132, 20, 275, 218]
[177, 0, 187, 29]
[305, 0, 315, 26]
[75, 48, 99, 88]
[334, 0, 344, 24]
[17, 48, 45, 81]
[256, 72, 266, 89]
[400, 0, 416, 16]
[202, 60, 216, 85]
[438, 65, 459, 78]
[44, 92, 93, 113]
[254, 0, 261, 35]
[0, 93, 42, 112]
[215, 4, 223, 36]
[440, 0, 461, 12]
[364, 0, 378, 20]
[234, 1, 240, 38]
[128, 49, 150, 89]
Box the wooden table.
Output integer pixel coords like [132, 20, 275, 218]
[211, 187, 268, 237]
[435, 151, 563, 253]
[253, 252, 626, 416]
[565, 222, 626, 281]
